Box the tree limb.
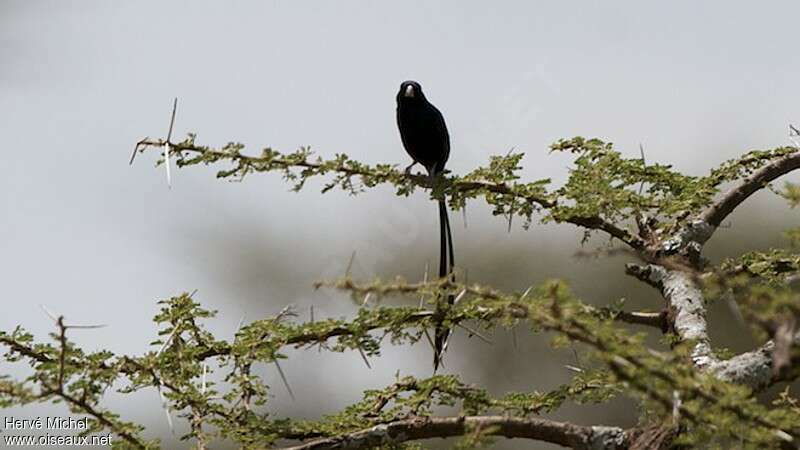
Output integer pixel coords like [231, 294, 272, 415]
[625, 264, 716, 367]
[278, 415, 631, 450]
[666, 149, 800, 250]
[133, 138, 646, 249]
[700, 150, 800, 229]
[626, 263, 800, 391]
[709, 332, 800, 391]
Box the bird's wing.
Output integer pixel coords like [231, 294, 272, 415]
[432, 106, 450, 167]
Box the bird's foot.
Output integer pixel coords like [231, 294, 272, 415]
[404, 162, 417, 176]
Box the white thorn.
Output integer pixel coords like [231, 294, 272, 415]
[164, 142, 171, 188]
[456, 323, 491, 344]
[65, 323, 107, 329]
[420, 261, 430, 308]
[158, 388, 175, 434]
[39, 305, 59, 323]
[163, 97, 177, 189]
[157, 326, 178, 356]
[775, 429, 794, 442]
[235, 315, 246, 336]
[672, 390, 682, 421]
[201, 363, 207, 394]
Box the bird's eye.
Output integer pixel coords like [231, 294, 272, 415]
[404, 85, 415, 98]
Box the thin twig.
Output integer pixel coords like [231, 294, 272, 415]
[456, 323, 492, 344]
[56, 316, 67, 389]
[422, 328, 435, 351]
[129, 137, 148, 165]
[273, 359, 296, 401]
[40, 305, 58, 323]
[790, 125, 800, 149]
[420, 261, 429, 308]
[345, 251, 357, 277]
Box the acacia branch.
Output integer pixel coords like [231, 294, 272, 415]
[691, 148, 800, 244]
[710, 332, 800, 391]
[626, 263, 800, 391]
[0, 334, 53, 363]
[625, 264, 716, 367]
[193, 287, 660, 361]
[279, 416, 631, 450]
[133, 138, 645, 249]
[196, 309, 434, 360]
[0, 326, 149, 449]
[567, 216, 645, 250]
[43, 385, 147, 450]
[323, 278, 797, 438]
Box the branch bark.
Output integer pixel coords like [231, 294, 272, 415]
[628, 149, 800, 390]
[626, 262, 800, 391]
[700, 149, 800, 230]
[279, 416, 631, 450]
[709, 341, 776, 391]
[658, 149, 800, 255]
[709, 332, 800, 391]
[625, 264, 717, 367]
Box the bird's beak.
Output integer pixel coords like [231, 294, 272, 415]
[404, 85, 415, 98]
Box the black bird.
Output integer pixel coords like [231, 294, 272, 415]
[396, 80, 455, 371]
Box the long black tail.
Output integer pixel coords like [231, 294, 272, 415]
[433, 198, 455, 371]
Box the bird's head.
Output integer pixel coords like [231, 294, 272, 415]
[397, 80, 425, 103]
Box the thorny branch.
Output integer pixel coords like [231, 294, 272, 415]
[321, 278, 800, 446]
[133, 129, 800, 447]
[131, 137, 647, 250]
[4, 124, 800, 449]
[699, 150, 800, 235]
[609, 132, 800, 399]
[18, 317, 150, 449]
